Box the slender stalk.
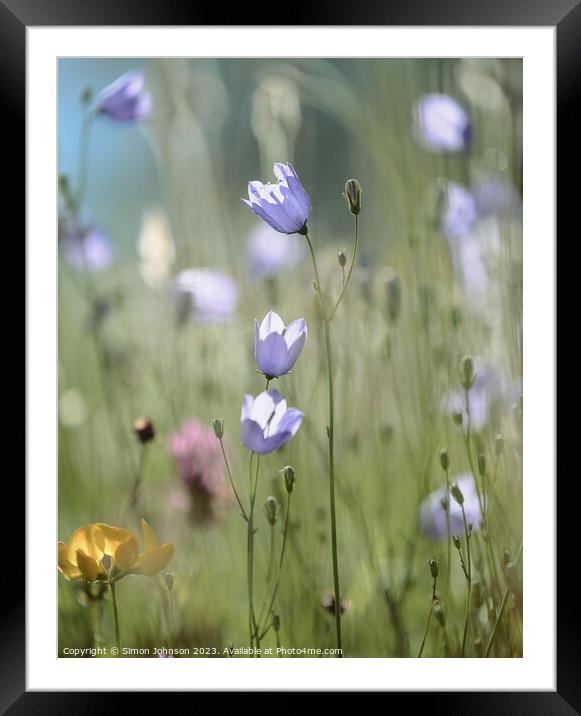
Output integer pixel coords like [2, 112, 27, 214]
[463, 388, 500, 603]
[328, 214, 359, 322]
[109, 581, 120, 652]
[247, 453, 261, 653]
[304, 231, 343, 655]
[257, 490, 292, 634]
[444, 469, 452, 600]
[218, 437, 248, 521]
[417, 606, 433, 658]
[485, 542, 523, 657]
[460, 505, 472, 657]
[168, 590, 175, 650]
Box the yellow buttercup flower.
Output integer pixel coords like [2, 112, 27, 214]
[58, 519, 174, 583]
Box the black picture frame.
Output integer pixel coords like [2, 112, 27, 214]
[10, 0, 574, 708]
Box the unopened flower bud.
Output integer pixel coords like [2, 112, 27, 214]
[429, 559, 439, 579]
[273, 612, 281, 632]
[450, 482, 465, 506]
[164, 572, 174, 593]
[495, 433, 505, 456]
[337, 249, 347, 267]
[344, 178, 362, 216]
[440, 496, 449, 513]
[133, 416, 155, 444]
[264, 496, 278, 525]
[212, 418, 224, 439]
[281, 465, 295, 493]
[453, 535, 462, 551]
[439, 449, 450, 472]
[461, 355, 475, 390]
[478, 453, 486, 477]
[433, 602, 445, 627]
[502, 549, 511, 567]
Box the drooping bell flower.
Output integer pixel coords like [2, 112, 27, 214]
[243, 163, 312, 235]
[96, 70, 152, 122]
[414, 93, 472, 152]
[254, 311, 307, 379]
[240, 389, 303, 455]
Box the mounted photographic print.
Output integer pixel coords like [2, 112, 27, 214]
[56, 56, 523, 661]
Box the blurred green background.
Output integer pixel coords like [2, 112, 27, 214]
[58, 58, 523, 658]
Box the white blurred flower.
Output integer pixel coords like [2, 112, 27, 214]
[414, 94, 471, 153]
[247, 222, 305, 279]
[446, 360, 522, 432]
[137, 208, 175, 289]
[174, 268, 239, 324]
[251, 73, 302, 171]
[448, 217, 502, 311]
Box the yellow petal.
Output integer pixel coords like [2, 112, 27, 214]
[76, 549, 100, 582]
[114, 535, 139, 572]
[58, 542, 82, 580]
[134, 543, 175, 577]
[141, 519, 158, 552]
[94, 523, 137, 557]
[67, 525, 104, 566]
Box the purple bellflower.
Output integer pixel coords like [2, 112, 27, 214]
[242, 163, 312, 235]
[419, 474, 482, 541]
[240, 389, 303, 455]
[96, 70, 152, 122]
[62, 224, 113, 272]
[414, 94, 472, 153]
[441, 181, 478, 238]
[254, 311, 307, 379]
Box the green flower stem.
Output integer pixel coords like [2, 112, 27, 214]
[484, 542, 522, 657]
[418, 569, 438, 657]
[328, 214, 359, 322]
[168, 590, 175, 650]
[305, 231, 343, 655]
[257, 490, 292, 636]
[109, 581, 121, 652]
[463, 388, 500, 604]
[218, 437, 248, 521]
[247, 453, 261, 653]
[417, 604, 433, 658]
[460, 504, 472, 657]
